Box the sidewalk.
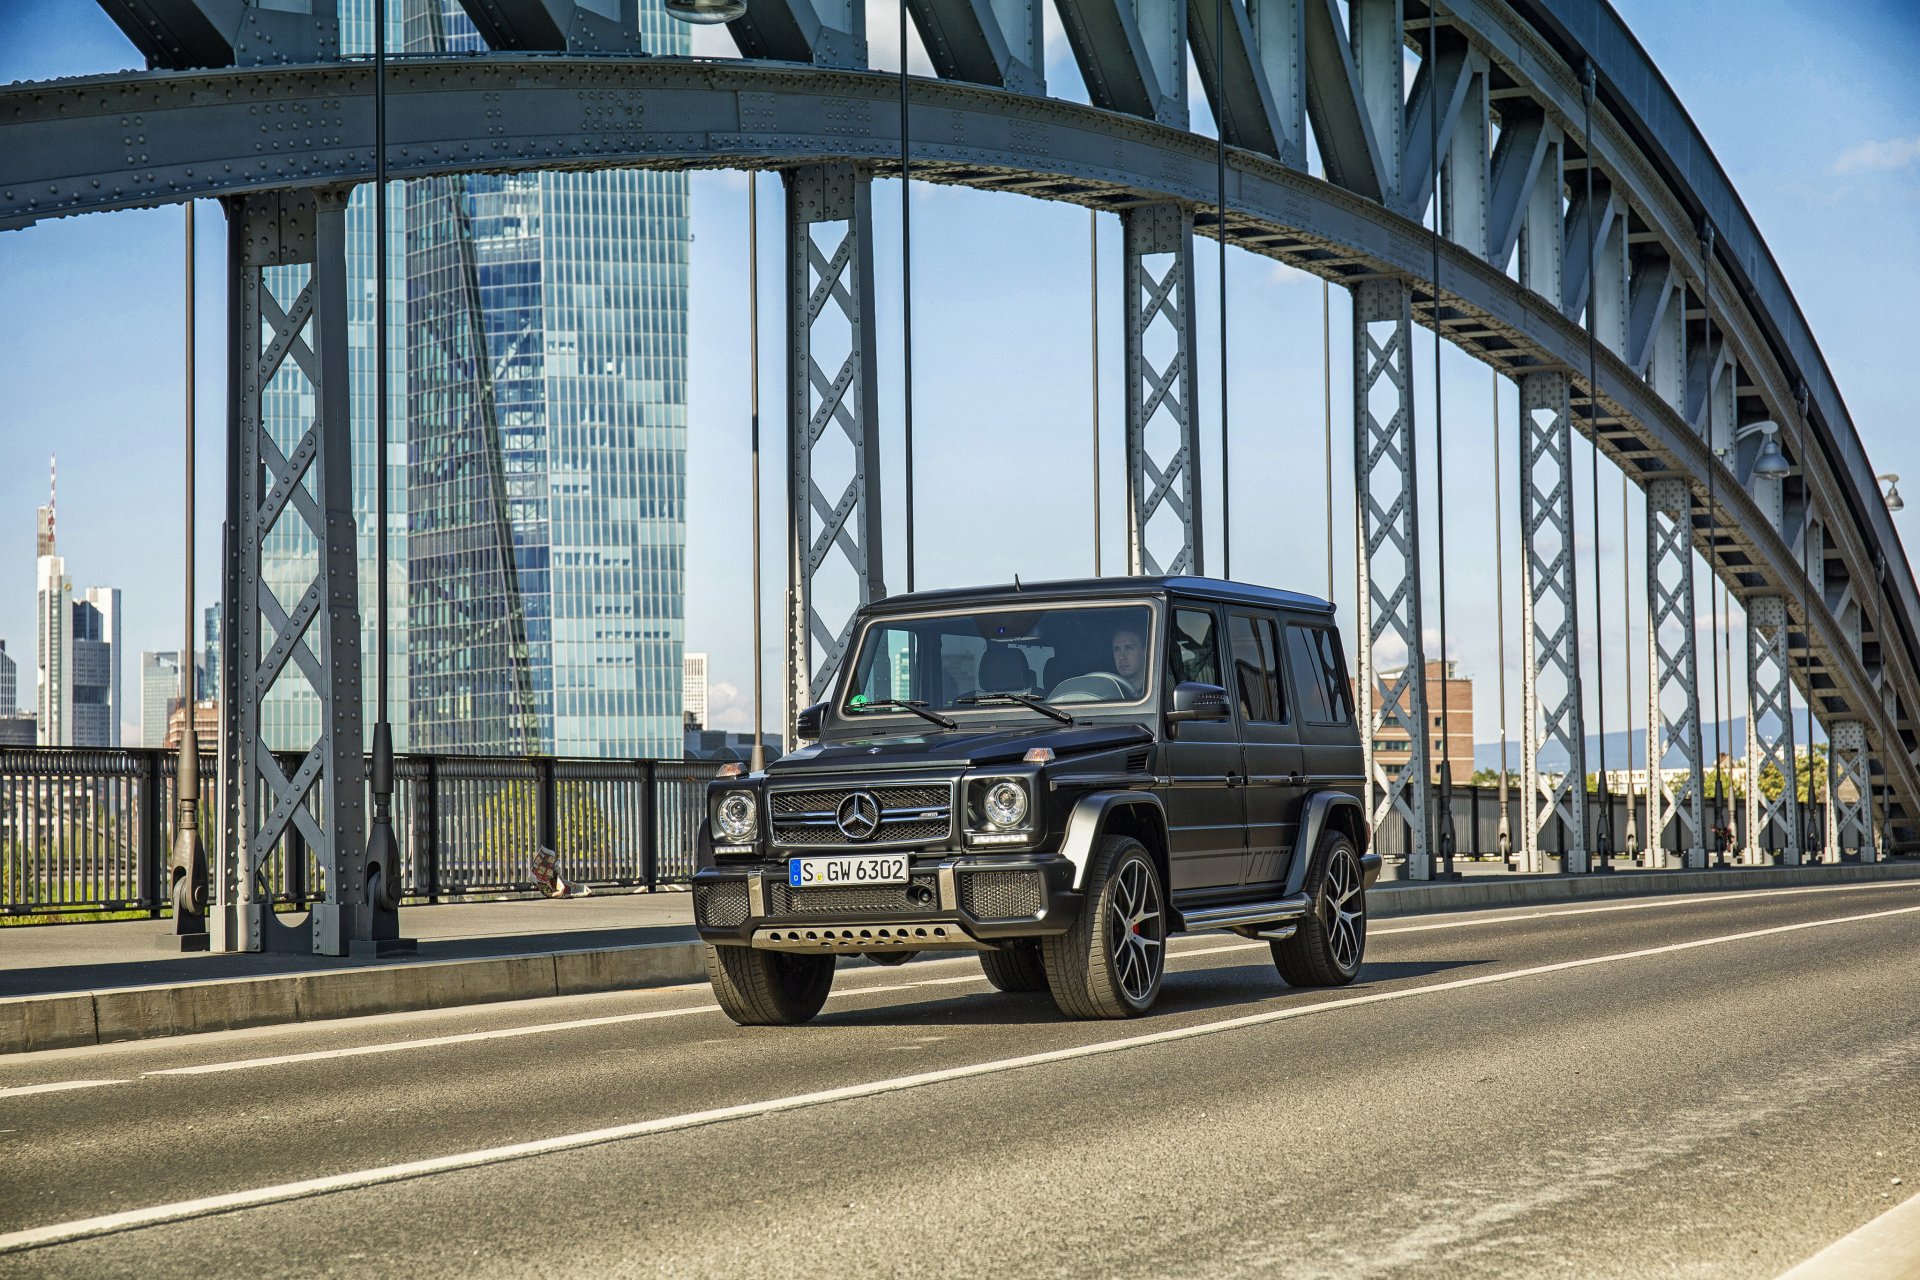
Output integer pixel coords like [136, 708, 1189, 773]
[5, 861, 1917, 1055]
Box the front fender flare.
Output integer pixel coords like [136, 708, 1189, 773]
[1058, 791, 1167, 889]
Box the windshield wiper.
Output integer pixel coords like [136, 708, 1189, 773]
[955, 692, 1074, 725]
[849, 699, 958, 729]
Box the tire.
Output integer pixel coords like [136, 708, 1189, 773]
[864, 950, 918, 967]
[1273, 828, 1367, 987]
[979, 941, 1049, 993]
[1041, 835, 1166, 1019]
[704, 944, 835, 1025]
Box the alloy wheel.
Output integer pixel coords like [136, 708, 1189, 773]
[1322, 846, 1365, 973]
[1105, 856, 1165, 1002]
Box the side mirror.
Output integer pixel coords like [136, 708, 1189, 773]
[795, 702, 826, 740]
[1167, 681, 1231, 722]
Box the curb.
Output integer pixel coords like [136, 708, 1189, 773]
[1365, 860, 1920, 918]
[0, 940, 709, 1056]
[5, 862, 1917, 1055]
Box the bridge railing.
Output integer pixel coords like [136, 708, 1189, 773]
[0, 747, 722, 919]
[1368, 783, 1830, 866]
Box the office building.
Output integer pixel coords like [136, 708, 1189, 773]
[402, 0, 691, 760]
[1361, 660, 1476, 785]
[71, 587, 121, 748]
[36, 486, 67, 746]
[684, 653, 708, 730]
[0, 640, 15, 714]
[142, 650, 186, 748]
[200, 604, 221, 704]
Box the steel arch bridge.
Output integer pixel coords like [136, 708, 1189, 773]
[4, 0, 1913, 951]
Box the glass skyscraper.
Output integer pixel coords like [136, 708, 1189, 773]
[259, 0, 688, 761]
[403, 0, 689, 758]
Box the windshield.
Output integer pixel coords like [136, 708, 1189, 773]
[840, 602, 1157, 718]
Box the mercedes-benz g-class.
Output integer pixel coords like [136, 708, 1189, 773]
[691, 577, 1380, 1023]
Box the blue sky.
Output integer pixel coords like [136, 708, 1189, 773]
[1, 0, 1916, 754]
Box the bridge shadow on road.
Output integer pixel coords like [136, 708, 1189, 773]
[816, 958, 1486, 1029]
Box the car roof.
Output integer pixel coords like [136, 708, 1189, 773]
[861, 575, 1337, 616]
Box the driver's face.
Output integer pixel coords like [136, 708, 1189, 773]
[1111, 630, 1144, 679]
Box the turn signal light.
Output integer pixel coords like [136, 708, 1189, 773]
[717, 762, 747, 779]
[1023, 748, 1054, 763]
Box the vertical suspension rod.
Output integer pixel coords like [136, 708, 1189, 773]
[1429, 3, 1455, 876]
[1582, 61, 1610, 869]
[900, 0, 916, 592]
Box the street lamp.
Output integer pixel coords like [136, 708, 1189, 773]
[667, 0, 760, 765]
[1879, 473, 1904, 512]
[664, 0, 747, 20]
[1751, 425, 1792, 477]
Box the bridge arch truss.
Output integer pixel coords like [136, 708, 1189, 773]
[4, 0, 1913, 945]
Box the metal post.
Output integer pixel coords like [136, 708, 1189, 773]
[1645, 478, 1705, 867]
[1122, 202, 1201, 575]
[218, 188, 370, 955]
[749, 177, 766, 772]
[785, 164, 886, 741]
[362, 0, 408, 954]
[1745, 595, 1802, 864]
[1092, 209, 1102, 576]
[641, 758, 660, 890]
[1518, 371, 1589, 873]
[171, 200, 209, 948]
[1493, 369, 1513, 868]
[1353, 278, 1431, 877]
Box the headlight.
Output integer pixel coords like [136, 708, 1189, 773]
[983, 780, 1029, 829]
[715, 791, 758, 841]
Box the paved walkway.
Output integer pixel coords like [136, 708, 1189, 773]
[0, 891, 699, 1000]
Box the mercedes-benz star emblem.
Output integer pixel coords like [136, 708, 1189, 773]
[835, 791, 882, 841]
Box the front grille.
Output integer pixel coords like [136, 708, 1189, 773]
[768, 872, 941, 916]
[694, 880, 751, 928]
[959, 869, 1045, 920]
[768, 782, 954, 848]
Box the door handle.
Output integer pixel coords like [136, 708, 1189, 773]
[1225, 771, 1243, 787]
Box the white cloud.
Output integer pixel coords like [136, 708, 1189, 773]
[1831, 135, 1920, 175]
[703, 679, 756, 732]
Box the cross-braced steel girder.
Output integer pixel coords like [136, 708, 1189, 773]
[1830, 719, 1873, 861]
[1352, 278, 1430, 876]
[1123, 202, 1201, 576]
[1743, 594, 1801, 864]
[785, 164, 885, 738]
[216, 187, 372, 956]
[1518, 371, 1589, 873]
[1644, 477, 1704, 867]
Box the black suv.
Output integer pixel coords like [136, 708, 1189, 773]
[692, 576, 1380, 1023]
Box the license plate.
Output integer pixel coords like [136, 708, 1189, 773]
[788, 854, 911, 888]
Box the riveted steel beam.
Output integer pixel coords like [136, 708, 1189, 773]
[1743, 594, 1801, 864]
[1830, 719, 1873, 861]
[455, 0, 649, 54]
[1300, 0, 1389, 200]
[909, 0, 1044, 94]
[1353, 278, 1430, 877]
[1056, 0, 1188, 125]
[1123, 202, 1200, 576]
[96, 0, 336, 68]
[1644, 477, 1704, 867]
[785, 164, 885, 738]
[1190, 0, 1298, 164]
[1518, 371, 1587, 873]
[215, 187, 370, 956]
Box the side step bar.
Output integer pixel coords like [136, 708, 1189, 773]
[1178, 895, 1310, 934]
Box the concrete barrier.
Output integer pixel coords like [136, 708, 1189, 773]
[5, 862, 1916, 1055]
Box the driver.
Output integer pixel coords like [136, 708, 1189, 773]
[1110, 626, 1145, 697]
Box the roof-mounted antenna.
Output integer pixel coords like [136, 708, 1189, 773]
[1014, 574, 1022, 591]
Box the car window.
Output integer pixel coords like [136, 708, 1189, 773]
[1168, 607, 1222, 687]
[1287, 624, 1353, 725]
[1228, 613, 1287, 723]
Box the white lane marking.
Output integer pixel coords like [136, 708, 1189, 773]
[0, 1080, 127, 1100]
[1777, 1187, 1920, 1279]
[7, 900, 1915, 1255]
[144, 973, 995, 1078]
[91, 879, 1919, 1081]
[141, 1005, 721, 1077]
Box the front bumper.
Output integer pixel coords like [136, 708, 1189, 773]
[693, 854, 1084, 954]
